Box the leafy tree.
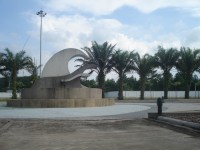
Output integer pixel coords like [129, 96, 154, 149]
[0, 77, 9, 92]
[132, 53, 155, 100]
[17, 76, 33, 90]
[16, 81, 25, 92]
[0, 71, 11, 91]
[0, 48, 32, 99]
[26, 59, 41, 84]
[189, 74, 199, 91]
[80, 79, 98, 88]
[0, 53, 2, 73]
[196, 80, 200, 97]
[171, 81, 181, 90]
[110, 50, 134, 100]
[172, 72, 185, 91]
[0, 76, 33, 92]
[154, 46, 179, 99]
[105, 79, 118, 92]
[123, 76, 140, 90]
[148, 73, 163, 91]
[76, 41, 116, 98]
[145, 71, 157, 91]
[176, 47, 200, 99]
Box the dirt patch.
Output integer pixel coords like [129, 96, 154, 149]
[0, 119, 200, 150]
[162, 113, 200, 124]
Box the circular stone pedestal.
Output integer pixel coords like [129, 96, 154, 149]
[7, 99, 115, 108]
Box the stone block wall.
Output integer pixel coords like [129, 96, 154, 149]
[7, 99, 115, 108]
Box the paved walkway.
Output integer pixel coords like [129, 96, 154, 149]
[0, 102, 200, 150]
[0, 102, 151, 119]
[0, 102, 199, 119]
[163, 103, 200, 112]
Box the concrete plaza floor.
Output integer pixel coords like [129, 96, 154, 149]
[0, 103, 151, 119]
[0, 102, 200, 150]
[0, 102, 200, 119]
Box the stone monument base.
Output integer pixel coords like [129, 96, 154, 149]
[21, 87, 103, 100]
[7, 99, 115, 108]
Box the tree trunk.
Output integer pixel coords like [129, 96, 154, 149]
[185, 84, 190, 99]
[118, 72, 123, 100]
[11, 69, 17, 99]
[140, 77, 145, 100]
[164, 90, 168, 99]
[98, 70, 105, 98]
[163, 71, 170, 99]
[185, 74, 192, 99]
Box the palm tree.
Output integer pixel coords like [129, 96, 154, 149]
[77, 41, 116, 98]
[154, 46, 179, 99]
[176, 47, 200, 99]
[0, 48, 32, 99]
[26, 59, 41, 84]
[110, 50, 134, 100]
[132, 53, 155, 100]
[0, 53, 3, 75]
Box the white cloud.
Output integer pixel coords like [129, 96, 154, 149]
[32, 0, 200, 55]
[183, 26, 200, 48]
[110, 33, 182, 55]
[133, 0, 200, 13]
[110, 33, 151, 55]
[41, 0, 200, 15]
[190, 7, 200, 17]
[2, 0, 200, 81]
[27, 12, 185, 60]
[27, 13, 126, 67]
[30, 13, 163, 56]
[157, 33, 182, 49]
[42, 0, 135, 15]
[29, 13, 124, 50]
[43, 14, 93, 49]
[26, 0, 200, 75]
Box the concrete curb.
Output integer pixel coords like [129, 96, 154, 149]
[157, 116, 200, 130]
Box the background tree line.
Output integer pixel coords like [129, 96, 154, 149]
[77, 41, 200, 100]
[1, 41, 200, 100]
[81, 75, 200, 92]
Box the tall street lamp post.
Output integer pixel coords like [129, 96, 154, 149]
[36, 9, 47, 76]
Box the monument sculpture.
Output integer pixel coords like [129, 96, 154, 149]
[7, 48, 114, 108]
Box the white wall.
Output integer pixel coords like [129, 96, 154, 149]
[1, 91, 200, 99]
[0, 92, 21, 98]
[105, 91, 200, 99]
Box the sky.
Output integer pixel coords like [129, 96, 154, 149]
[1, 0, 200, 79]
